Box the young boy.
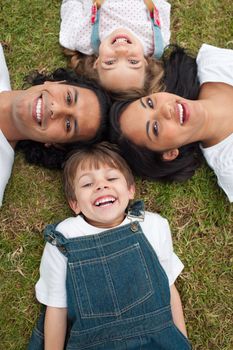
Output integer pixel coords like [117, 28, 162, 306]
[29, 142, 191, 350]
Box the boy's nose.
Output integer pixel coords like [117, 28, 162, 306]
[96, 181, 109, 191]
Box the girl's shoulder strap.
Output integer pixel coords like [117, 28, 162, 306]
[144, 0, 164, 59]
[144, 0, 154, 13]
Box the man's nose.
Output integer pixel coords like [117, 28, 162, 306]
[50, 102, 68, 119]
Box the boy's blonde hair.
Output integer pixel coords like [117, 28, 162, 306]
[63, 142, 135, 202]
[62, 49, 164, 94]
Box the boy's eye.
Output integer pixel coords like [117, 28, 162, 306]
[146, 97, 154, 109]
[108, 177, 118, 181]
[82, 183, 92, 188]
[153, 121, 159, 136]
[129, 59, 139, 65]
[65, 119, 71, 132]
[66, 92, 72, 105]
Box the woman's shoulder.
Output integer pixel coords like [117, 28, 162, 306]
[197, 44, 233, 86]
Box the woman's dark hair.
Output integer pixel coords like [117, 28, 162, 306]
[16, 68, 111, 169]
[109, 45, 203, 182]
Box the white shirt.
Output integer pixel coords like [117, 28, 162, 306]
[0, 44, 14, 207]
[197, 44, 233, 202]
[60, 0, 171, 56]
[36, 211, 184, 307]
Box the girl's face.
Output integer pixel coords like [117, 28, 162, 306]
[94, 29, 148, 91]
[11, 82, 101, 143]
[119, 92, 206, 155]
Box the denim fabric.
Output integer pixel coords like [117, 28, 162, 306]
[28, 202, 191, 349]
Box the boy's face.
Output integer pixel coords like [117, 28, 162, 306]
[69, 163, 135, 228]
[93, 29, 147, 91]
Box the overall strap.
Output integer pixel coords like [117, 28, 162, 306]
[144, 0, 164, 59]
[90, 1, 104, 54]
[44, 223, 68, 257]
[127, 200, 145, 232]
[90, 0, 163, 58]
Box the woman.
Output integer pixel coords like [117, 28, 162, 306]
[0, 44, 111, 206]
[110, 44, 233, 202]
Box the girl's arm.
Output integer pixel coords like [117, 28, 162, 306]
[170, 284, 188, 337]
[44, 306, 67, 350]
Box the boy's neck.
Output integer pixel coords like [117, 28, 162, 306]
[83, 213, 126, 229]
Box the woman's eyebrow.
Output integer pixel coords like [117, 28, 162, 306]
[140, 98, 147, 108]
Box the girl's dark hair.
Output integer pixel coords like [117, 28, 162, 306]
[16, 68, 111, 169]
[109, 45, 203, 182]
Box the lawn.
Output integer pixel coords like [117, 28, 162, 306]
[0, 1, 233, 349]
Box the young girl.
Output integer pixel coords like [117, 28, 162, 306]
[60, 0, 171, 92]
[28, 142, 191, 349]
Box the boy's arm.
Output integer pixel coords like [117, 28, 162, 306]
[170, 284, 187, 337]
[44, 306, 67, 350]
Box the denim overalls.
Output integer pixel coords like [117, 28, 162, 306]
[28, 201, 191, 349]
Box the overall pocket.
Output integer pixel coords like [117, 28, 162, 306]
[69, 242, 153, 318]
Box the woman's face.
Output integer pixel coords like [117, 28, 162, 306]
[11, 81, 101, 143]
[119, 92, 205, 153]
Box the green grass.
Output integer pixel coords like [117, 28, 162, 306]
[0, 1, 233, 349]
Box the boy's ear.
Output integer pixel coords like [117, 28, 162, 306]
[69, 200, 81, 215]
[162, 149, 179, 161]
[129, 184, 136, 200]
[93, 57, 99, 69]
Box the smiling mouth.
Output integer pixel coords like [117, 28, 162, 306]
[94, 196, 116, 207]
[177, 103, 184, 125]
[33, 96, 43, 125]
[112, 36, 132, 45]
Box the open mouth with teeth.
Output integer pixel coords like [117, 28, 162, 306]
[94, 196, 116, 207]
[34, 96, 43, 126]
[177, 103, 189, 125]
[177, 103, 184, 125]
[112, 35, 132, 45]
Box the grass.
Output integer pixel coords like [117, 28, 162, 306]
[0, 1, 233, 349]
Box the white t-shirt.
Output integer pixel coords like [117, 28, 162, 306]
[36, 211, 184, 307]
[60, 0, 171, 56]
[0, 44, 14, 207]
[197, 44, 233, 202]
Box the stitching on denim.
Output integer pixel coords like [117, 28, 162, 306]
[67, 320, 174, 349]
[70, 306, 171, 334]
[69, 244, 153, 317]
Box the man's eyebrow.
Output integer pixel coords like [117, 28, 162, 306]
[73, 88, 79, 135]
[74, 88, 78, 104]
[140, 98, 147, 108]
[146, 120, 152, 141]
